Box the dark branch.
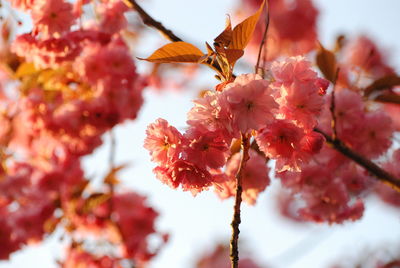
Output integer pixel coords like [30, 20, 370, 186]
[329, 68, 340, 140]
[230, 134, 250, 268]
[315, 128, 400, 192]
[123, 0, 182, 42]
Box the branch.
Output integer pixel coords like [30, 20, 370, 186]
[123, 0, 182, 42]
[314, 128, 400, 192]
[255, 0, 270, 76]
[329, 68, 340, 140]
[230, 133, 251, 268]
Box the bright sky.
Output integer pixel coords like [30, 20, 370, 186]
[1, 0, 400, 267]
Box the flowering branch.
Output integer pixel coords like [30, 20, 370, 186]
[230, 133, 251, 268]
[315, 128, 400, 192]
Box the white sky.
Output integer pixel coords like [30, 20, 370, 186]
[1, 0, 400, 267]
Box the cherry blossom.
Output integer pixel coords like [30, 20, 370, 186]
[144, 118, 185, 166]
[224, 74, 278, 133]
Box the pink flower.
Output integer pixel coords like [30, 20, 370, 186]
[278, 81, 325, 129]
[77, 38, 136, 85]
[183, 126, 228, 169]
[0, 209, 20, 260]
[277, 163, 331, 192]
[244, 0, 318, 60]
[271, 56, 318, 86]
[9, 0, 37, 11]
[256, 119, 311, 172]
[153, 160, 212, 195]
[97, 0, 129, 34]
[318, 89, 365, 145]
[113, 192, 164, 263]
[272, 57, 327, 129]
[300, 131, 325, 154]
[276, 161, 367, 224]
[353, 111, 393, 158]
[63, 247, 120, 268]
[213, 150, 270, 205]
[338, 163, 371, 194]
[333, 89, 365, 133]
[187, 91, 237, 141]
[343, 36, 394, 78]
[224, 74, 278, 133]
[299, 181, 364, 224]
[144, 118, 184, 166]
[172, 160, 212, 195]
[7, 191, 56, 244]
[32, 0, 76, 38]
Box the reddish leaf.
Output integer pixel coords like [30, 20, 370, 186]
[104, 164, 128, 185]
[364, 75, 400, 96]
[82, 192, 111, 214]
[230, 138, 242, 155]
[333, 34, 346, 52]
[229, 0, 266, 50]
[15, 62, 37, 78]
[44, 217, 61, 234]
[316, 43, 337, 83]
[225, 49, 244, 66]
[139, 42, 204, 63]
[214, 16, 233, 48]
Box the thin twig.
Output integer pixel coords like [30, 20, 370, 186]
[108, 131, 116, 216]
[255, 0, 270, 76]
[230, 133, 251, 268]
[109, 131, 116, 168]
[329, 68, 340, 140]
[315, 128, 400, 192]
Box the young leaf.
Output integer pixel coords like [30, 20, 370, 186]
[15, 62, 37, 78]
[316, 43, 337, 83]
[214, 16, 232, 48]
[139, 42, 204, 63]
[364, 74, 400, 96]
[82, 193, 112, 214]
[104, 164, 128, 185]
[44, 217, 62, 234]
[225, 49, 244, 66]
[229, 0, 266, 50]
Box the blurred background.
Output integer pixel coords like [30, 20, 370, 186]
[1, 0, 400, 267]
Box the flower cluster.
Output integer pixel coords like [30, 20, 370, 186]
[0, 0, 164, 264]
[274, 74, 395, 223]
[145, 57, 327, 204]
